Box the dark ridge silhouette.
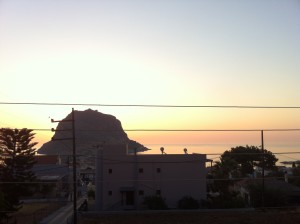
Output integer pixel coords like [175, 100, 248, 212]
[38, 109, 148, 168]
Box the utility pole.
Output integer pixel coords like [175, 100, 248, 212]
[261, 130, 265, 209]
[95, 144, 103, 211]
[51, 108, 77, 224]
[71, 108, 77, 224]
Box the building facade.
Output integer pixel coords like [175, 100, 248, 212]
[95, 144, 207, 210]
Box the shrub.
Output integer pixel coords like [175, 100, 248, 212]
[202, 191, 246, 209]
[178, 196, 199, 209]
[143, 196, 167, 210]
[248, 184, 288, 207]
[87, 189, 95, 199]
[208, 196, 246, 209]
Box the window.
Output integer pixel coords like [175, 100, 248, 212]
[156, 168, 161, 173]
[108, 169, 112, 174]
[138, 190, 144, 196]
[108, 191, 112, 196]
[138, 168, 143, 173]
[156, 190, 161, 196]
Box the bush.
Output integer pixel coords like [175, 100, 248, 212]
[178, 196, 199, 209]
[143, 196, 167, 210]
[202, 191, 246, 209]
[87, 189, 95, 199]
[248, 184, 288, 207]
[206, 196, 246, 209]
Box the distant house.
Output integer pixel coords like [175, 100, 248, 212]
[80, 167, 95, 185]
[234, 178, 300, 206]
[32, 155, 71, 199]
[95, 144, 207, 210]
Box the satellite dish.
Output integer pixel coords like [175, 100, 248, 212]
[184, 148, 188, 154]
[160, 147, 165, 155]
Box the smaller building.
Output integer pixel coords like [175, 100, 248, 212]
[95, 144, 207, 210]
[32, 155, 71, 199]
[80, 167, 96, 185]
[234, 178, 300, 206]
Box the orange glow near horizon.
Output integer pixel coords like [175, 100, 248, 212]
[128, 131, 260, 145]
[2, 105, 299, 155]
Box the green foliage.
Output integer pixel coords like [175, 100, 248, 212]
[221, 145, 278, 177]
[87, 189, 95, 199]
[39, 183, 56, 198]
[0, 128, 37, 219]
[248, 183, 288, 207]
[204, 195, 246, 209]
[289, 167, 300, 188]
[209, 145, 278, 208]
[177, 196, 199, 209]
[143, 196, 167, 210]
[211, 157, 238, 196]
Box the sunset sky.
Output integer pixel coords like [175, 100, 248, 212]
[1, 0, 300, 162]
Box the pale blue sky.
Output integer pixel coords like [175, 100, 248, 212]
[1, 0, 299, 105]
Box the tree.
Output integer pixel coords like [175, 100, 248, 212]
[209, 145, 278, 208]
[210, 157, 238, 195]
[221, 145, 278, 177]
[0, 128, 37, 219]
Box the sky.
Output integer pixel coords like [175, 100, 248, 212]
[0, 0, 300, 162]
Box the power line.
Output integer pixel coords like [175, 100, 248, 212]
[115, 129, 300, 132]
[1, 175, 300, 184]
[1, 102, 300, 108]
[46, 152, 300, 165]
[42, 151, 300, 158]
[2, 128, 300, 132]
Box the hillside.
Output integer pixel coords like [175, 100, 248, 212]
[38, 109, 148, 168]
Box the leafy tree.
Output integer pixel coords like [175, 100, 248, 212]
[221, 145, 278, 177]
[210, 157, 238, 195]
[209, 157, 245, 208]
[209, 145, 277, 207]
[0, 128, 37, 219]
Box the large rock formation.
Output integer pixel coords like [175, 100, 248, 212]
[38, 109, 147, 168]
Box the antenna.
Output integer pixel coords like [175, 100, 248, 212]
[184, 148, 188, 154]
[160, 147, 165, 155]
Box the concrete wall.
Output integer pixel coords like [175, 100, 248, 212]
[96, 144, 207, 210]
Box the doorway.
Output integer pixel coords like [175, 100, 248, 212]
[121, 190, 135, 209]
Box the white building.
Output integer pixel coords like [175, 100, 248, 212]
[95, 144, 207, 210]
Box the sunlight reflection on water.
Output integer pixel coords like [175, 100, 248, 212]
[139, 143, 300, 165]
